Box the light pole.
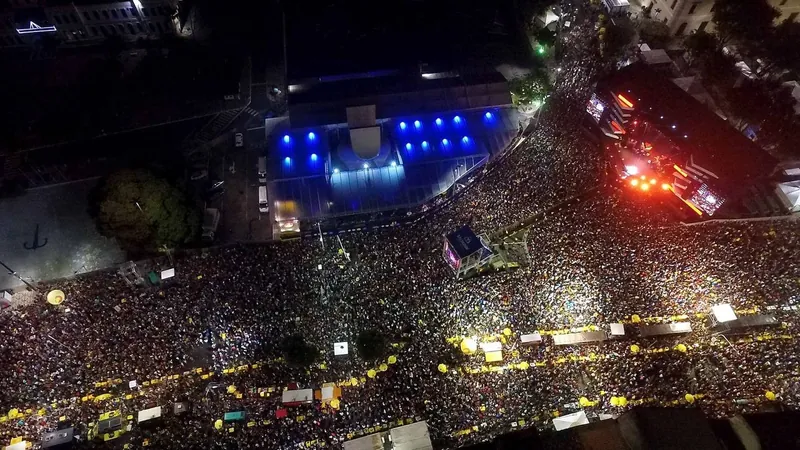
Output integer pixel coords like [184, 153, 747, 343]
[0, 259, 37, 290]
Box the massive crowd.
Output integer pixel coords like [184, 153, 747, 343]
[2, 1, 800, 449]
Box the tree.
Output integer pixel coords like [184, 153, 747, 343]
[509, 70, 551, 106]
[536, 27, 556, 48]
[601, 22, 636, 63]
[282, 335, 318, 367]
[725, 79, 799, 157]
[356, 329, 387, 361]
[683, 30, 719, 61]
[712, 0, 778, 45]
[89, 169, 200, 252]
[757, 21, 800, 76]
[724, 79, 775, 131]
[637, 19, 670, 49]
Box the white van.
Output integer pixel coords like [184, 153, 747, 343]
[258, 186, 269, 213]
[257, 156, 267, 184]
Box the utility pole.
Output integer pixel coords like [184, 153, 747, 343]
[0, 259, 37, 290]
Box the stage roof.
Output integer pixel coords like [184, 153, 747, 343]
[445, 226, 484, 258]
[598, 63, 777, 186]
[289, 72, 511, 129]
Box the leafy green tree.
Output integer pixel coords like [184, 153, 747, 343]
[757, 21, 800, 76]
[711, 0, 778, 45]
[637, 19, 670, 49]
[282, 335, 318, 367]
[509, 70, 551, 106]
[601, 22, 636, 63]
[725, 79, 798, 157]
[356, 329, 387, 361]
[683, 32, 736, 88]
[89, 169, 200, 251]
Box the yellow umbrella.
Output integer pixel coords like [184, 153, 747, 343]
[675, 344, 688, 353]
[685, 394, 695, 403]
[350, 377, 359, 386]
[46, 290, 65, 306]
[579, 397, 590, 407]
[631, 314, 641, 323]
[630, 344, 640, 354]
[618, 397, 628, 407]
[226, 385, 237, 394]
[214, 419, 223, 430]
[610, 397, 619, 406]
[379, 363, 388, 372]
[460, 338, 477, 355]
[502, 327, 512, 336]
[437, 364, 448, 373]
[765, 391, 777, 401]
[387, 355, 397, 364]
[329, 399, 340, 409]
[8, 409, 19, 419]
[518, 361, 530, 370]
[367, 369, 377, 378]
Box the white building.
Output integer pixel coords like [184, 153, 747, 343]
[645, 0, 800, 36]
[0, 0, 182, 49]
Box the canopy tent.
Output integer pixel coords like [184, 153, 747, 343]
[553, 410, 590, 431]
[609, 323, 625, 336]
[282, 389, 313, 405]
[520, 333, 542, 346]
[485, 351, 503, 363]
[479, 342, 502, 353]
[160, 268, 175, 280]
[390, 421, 434, 450]
[776, 181, 800, 213]
[639, 322, 692, 337]
[711, 304, 737, 323]
[4, 442, 27, 450]
[553, 331, 608, 346]
[223, 411, 246, 421]
[137, 406, 162, 424]
[334, 342, 349, 356]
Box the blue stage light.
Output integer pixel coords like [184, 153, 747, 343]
[484, 112, 493, 119]
[283, 135, 291, 143]
[363, 163, 369, 169]
[308, 132, 316, 141]
[462, 136, 469, 143]
[390, 161, 397, 167]
[333, 168, 340, 174]
[421, 141, 429, 149]
[405, 143, 412, 150]
[453, 115, 462, 124]
[414, 120, 421, 129]
[311, 153, 318, 161]
[442, 138, 449, 145]
[399, 121, 407, 130]
[284, 156, 291, 164]
[435, 118, 442, 126]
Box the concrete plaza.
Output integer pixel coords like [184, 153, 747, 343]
[0, 179, 125, 290]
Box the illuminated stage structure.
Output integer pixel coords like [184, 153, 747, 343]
[443, 226, 495, 279]
[588, 63, 784, 219]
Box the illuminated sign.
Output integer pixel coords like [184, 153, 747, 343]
[16, 21, 57, 35]
[616, 94, 634, 108]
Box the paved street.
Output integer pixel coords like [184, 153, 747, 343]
[207, 136, 272, 244]
[0, 179, 125, 290]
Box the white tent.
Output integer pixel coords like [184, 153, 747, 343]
[609, 323, 625, 336]
[479, 342, 502, 352]
[282, 389, 313, 404]
[712, 304, 737, 323]
[4, 442, 27, 450]
[334, 342, 349, 356]
[137, 406, 162, 423]
[776, 181, 800, 213]
[553, 410, 590, 431]
[160, 268, 175, 280]
[390, 421, 433, 450]
[321, 386, 334, 401]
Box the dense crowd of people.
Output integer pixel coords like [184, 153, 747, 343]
[2, 1, 800, 449]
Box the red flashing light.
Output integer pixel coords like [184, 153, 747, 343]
[649, 178, 656, 185]
[631, 179, 639, 186]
